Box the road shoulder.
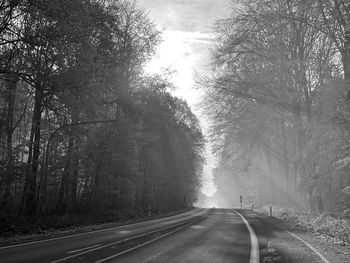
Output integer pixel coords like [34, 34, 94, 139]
[0, 208, 196, 247]
[262, 216, 350, 263]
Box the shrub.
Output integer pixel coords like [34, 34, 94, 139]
[342, 209, 350, 219]
[337, 186, 350, 211]
[259, 205, 350, 245]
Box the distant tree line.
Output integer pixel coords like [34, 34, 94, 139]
[0, 0, 204, 225]
[201, 0, 350, 214]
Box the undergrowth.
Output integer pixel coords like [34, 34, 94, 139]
[0, 208, 146, 239]
[259, 205, 350, 246]
[0, 208, 189, 244]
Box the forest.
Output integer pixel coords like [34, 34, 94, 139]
[0, 0, 205, 233]
[202, 0, 350, 215]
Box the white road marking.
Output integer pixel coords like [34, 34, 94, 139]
[67, 244, 101, 254]
[233, 210, 260, 263]
[48, 214, 206, 263]
[269, 221, 330, 263]
[0, 208, 202, 250]
[116, 230, 132, 234]
[189, 225, 205, 229]
[94, 219, 202, 263]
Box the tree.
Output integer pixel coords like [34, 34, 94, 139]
[0, 0, 204, 232]
[200, 0, 346, 212]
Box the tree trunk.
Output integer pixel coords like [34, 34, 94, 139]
[70, 107, 79, 205]
[93, 161, 102, 198]
[3, 74, 18, 208]
[24, 87, 43, 215]
[280, 120, 290, 188]
[56, 135, 74, 213]
[71, 139, 79, 204]
[342, 27, 350, 81]
[308, 189, 317, 213]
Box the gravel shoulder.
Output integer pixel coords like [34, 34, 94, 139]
[262, 216, 350, 263]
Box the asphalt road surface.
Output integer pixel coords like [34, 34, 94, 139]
[0, 209, 263, 263]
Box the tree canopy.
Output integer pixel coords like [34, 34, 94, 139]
[201, 0, 350, 213]
[0, 0, 205, 229]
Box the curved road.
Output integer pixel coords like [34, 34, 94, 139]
[0, 209, 257, 263]
[110, 209, 252, 263]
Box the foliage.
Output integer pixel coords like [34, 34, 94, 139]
[0, 0, 204, 230]
[200, 0, 350, 213]
[260, 205, 350, 246]
[337, 186, 350, 212]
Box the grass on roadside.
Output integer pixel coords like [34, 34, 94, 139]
[0, 208, 193, 245]
[258, 205, 350, 246]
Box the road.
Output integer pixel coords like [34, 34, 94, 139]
[0, 209, 262, 263]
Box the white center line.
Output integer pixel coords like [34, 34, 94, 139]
[67, 244, 101, 254]
[233, 210, 260, 263]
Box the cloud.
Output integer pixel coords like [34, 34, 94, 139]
[144, 30, 211, 105]
[138, 0, 230, 32]
[182, 31, 215, 44]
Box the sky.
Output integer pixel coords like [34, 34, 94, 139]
[138, 0, 232, 197]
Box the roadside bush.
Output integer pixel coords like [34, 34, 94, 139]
[259, 205, 299, 222]
[337, 186, 350, 211]
[260, 205, 350, 246]
[0, 208, 145, 238]
[343, 209, 350, 219]
[310, 216, 350, 245]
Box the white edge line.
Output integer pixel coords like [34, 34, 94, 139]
[269, 221, 330, 263]
[0, 208, 202, 250]
[233, 210, 260, 263]
[48, 214, 206, 263]
[94, 218, 202, 263]
[67, 244, 101, 254]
